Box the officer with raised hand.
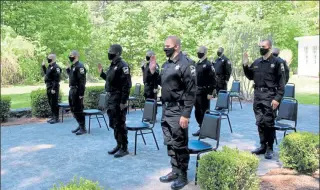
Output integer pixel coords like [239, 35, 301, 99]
[142, 50, 160, 100]
[213, 47, 232, 93]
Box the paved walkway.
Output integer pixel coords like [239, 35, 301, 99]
[1, 100, 319, 190]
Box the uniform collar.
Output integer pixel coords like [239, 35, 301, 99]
[170, 51, 182, 64]
[72, 61, 79, 67]
[111, 57, 121, 65]
[198, 58, 208, 64]
[51, 62, 57, 66]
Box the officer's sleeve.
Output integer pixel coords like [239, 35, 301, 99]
[77, 66, 86, 97]
[100, 69, 107, 81]
[157, 64, 165, 87]
[284, 61, 290, 83]
[208, 65, 217, 95]
[120, 66, 132, 104]
[181, 64, 196, 118]
[42, 65, 47, 75]
[225, 59, 232, 81]
[274, 61, 286, 102]
[243, 64, 254, 80]
[66, 68, 71, 75]
[52, 67, 61, 90]
[153, 64, 160, 89]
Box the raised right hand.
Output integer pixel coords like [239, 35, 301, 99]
[98, 63, 103, 73]
[243, 52, 249, 66]
[42, 59, 46, 66]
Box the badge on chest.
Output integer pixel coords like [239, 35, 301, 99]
[270, 64, 275, 68]
[175, 65, 180, 70]
[114, 66, 118, 70]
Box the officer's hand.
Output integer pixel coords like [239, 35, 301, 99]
[153, 89, 158, 93]
[51, 90, 56, 94]
[207, 94, 213, 100]
[149, 56, 157, 73]
[212, 89, 217, 98]
[79, 96, 84, 99]
[141, 61, 146, 68]
[120, 103, 127, 110]
[271, 100, 279, 110]
[42, 59, 46, 66]
[98, 63, 103, 73]
[243, 52, 249, 66]
[179, 116, 189, 129]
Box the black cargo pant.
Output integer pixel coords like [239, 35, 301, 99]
[106, 93, 128, 149]
[216, 76, 227, 94]
[69, 87, 85, 127]
[47, 87, 59, 119]
[161, 104, 189, 175]
[194, 89, 210, 127]
[253, 89, 277, 149]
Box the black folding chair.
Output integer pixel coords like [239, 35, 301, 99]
[58, 103, 70, 123]
[214, 90, 233, 133]
[284, 83, 295, 98]
[229, 80, 242, 110]
[83, 94, 109, 134]
[126, 99, 159, 155]
[188, 110, 222, 185]
[274, 97, 298, 144]
[128, 83, 142, 114]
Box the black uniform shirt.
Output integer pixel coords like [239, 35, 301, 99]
[277, 57, 290, 83]
[159, 52, 196, 118]
[213, 55, 232, 81]
[243, 55, 285, 102]
[42, 62, 61, 90]
[195, 58, 216, 94]
[100, 57, 132, 104]
[141, 63, 160, 90]
[66, 61, 86, 96]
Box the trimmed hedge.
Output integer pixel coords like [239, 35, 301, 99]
[0, 96, 12, 122]
[198, 146, 259, 190]
[51, 177, 104, 190]
[279, 132, 319, 173]
[83, 86, 105, 109]
[30, 88, 62, 118]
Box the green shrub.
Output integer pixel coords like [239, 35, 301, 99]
[30, 88, 62, 118]
[198, 146, 259, 190]
[129, 84, 145, 108]
[51, 177, 104, 190]
[84, 86, 105, 109]
[0, 96, 12, 122]
[279, 132, 319, 173]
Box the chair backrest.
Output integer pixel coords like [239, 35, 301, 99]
[134, 83, 142, 96]
[277, 98, 298, 126]
[98, 93, 107, 110]
[215, 90, 230, 110]
[199, 110, 222, 149]
[142, 99, 157, 125]
[230, 80, 240, 93]
[284, 83, 295, 98]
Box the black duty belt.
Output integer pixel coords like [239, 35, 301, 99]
[254, 87, 277, 92]
[197, 86, 208, 89]
[163, 101, 184, 107]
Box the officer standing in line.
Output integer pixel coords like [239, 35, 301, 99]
[141, 50, 160, 100]
[243, 39, 285, 159]
[155, 36, 196, 189]
[182, 51, 196, 65]
[98, 44, 132, 158]
[192, 46, 217, 137]
[66, 50, 87, 135]
[42, 53, 61, 124]
[213, 47, 232, 93]
[272, 48, 290, 84]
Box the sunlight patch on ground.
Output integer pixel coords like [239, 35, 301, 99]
[8, 144, 55, 153]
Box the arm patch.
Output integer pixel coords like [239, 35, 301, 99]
[123, 67, 129, 74]
[56, 68, 60, 73]
[79, 68, 85, 74]
[190, 65, 196, 77]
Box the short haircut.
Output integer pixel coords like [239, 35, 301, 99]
[261, 39, 273, 47]
[166, 36, 181, 47]
[48, 53, 57, 60]
[71, 50, 80, 57]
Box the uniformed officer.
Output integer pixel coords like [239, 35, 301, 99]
[98, 44, 132, 158]
[42, 54, 61, 124]
[272, 48, 290, 84]
[182, 51, 196, 65]
[243, 39, 285, 159]
[213, 47, 232, 93]
[156, 36, 196, 190]
[66, 50, 87, 135]
[192, 46, 217, 136]
[141, 50, 160, 100]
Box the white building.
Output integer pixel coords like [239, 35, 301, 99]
[294, 35, 319, 77]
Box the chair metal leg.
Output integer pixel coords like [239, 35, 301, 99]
[140, 130, 147, 145]
[127, 100, 130, 114]
[226, 114, 233, 133]
[195, 153, 201, 185]
[151, 129, 159, 150]
[284, 130, 287, 137]
[61, 108, 64, 123]
[96, 115, 102, 128]
[275, 131, 278, 145]
[88, 115, 91, 134]
[134, 131, 138, 155]
[238, 96, 242, 109]
[230, 97, 233, 111]
[102, 114, 109, 131]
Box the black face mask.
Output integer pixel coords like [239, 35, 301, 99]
[164, 47, 175, 58]
[108, 53, 117, 60]
[47, 58, 52, 63]
[68, 56, 75, 62]
[272, 53, 279, 57]
[197, 53, 205, 59]
[146, 56, 150, 61]
[217, 52, 223, 57]
[260, 48, 269, 56]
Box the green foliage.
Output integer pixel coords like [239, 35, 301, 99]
[129, 84, 145, 108]
[83, 86, 105, 109]
[279, 132, 319, 173]
[198, 146, 260, 190]
[0, 96, 12, 122]
[51, 176, 104, 190]
[30, 88, 62, 118]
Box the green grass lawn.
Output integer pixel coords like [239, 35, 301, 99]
[296, 93, 319, 106]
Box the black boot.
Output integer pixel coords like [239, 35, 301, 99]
[108, 145, 121, 155]
[251, 144, 266, 155]
[171, 173, 188, 190]
[75, 126, 87, 135]
[192, 130, 200, 137]
[264, 146, 274, 159]
[159, 172, 179, 183]
[47, 116, 53, 123]
[114, 147, 129, 158]
[71, 126, 80, 133]
[49, 117, 60, 124]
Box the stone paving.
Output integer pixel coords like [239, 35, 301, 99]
[1, 100, 319, 190]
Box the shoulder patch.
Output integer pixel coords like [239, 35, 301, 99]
[190, 65, 196, 77]
[280, 63, 285, 72]
[227, 60, 231, 65]
[122, 67, 129, 74]
[79, 68, 85, 74]
[211, 65, 215, 72]
[56, 68, 60, 73]
[203, 64, 207, 68]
